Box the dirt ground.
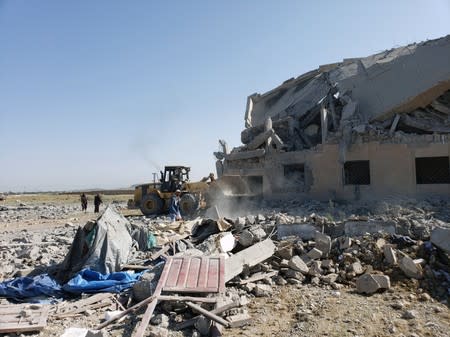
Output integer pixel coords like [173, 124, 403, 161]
[0, 194, 449, 337]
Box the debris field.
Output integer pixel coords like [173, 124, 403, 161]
[0, 196, 449, 337]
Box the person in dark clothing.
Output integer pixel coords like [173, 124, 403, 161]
[80, 193, 88, 212]
[168, 189, 182, 221]
[94, 194, 103, 213]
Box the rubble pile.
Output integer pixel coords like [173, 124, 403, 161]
[0, 199, 449, 336]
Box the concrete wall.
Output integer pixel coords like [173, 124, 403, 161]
[227, 139, 450, 201]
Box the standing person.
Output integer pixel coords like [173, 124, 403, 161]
[168, 189, 182, 222]
[94, 193, 103, 213]
[80, 193, 88, 212]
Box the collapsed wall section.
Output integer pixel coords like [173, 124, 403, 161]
[216, 35, 450, 201]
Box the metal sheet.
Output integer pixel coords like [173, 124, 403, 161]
[162, 256, 225, 293]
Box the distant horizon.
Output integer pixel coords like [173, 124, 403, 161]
[2, 1, 449, 191]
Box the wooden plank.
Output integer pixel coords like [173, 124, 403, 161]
[185, 302, 230, 327]
[132, 252, 171, 337]
[56, 293, 112, 315]
[175, 301, 238, 330]
[120, 264, 150, 270]
[95, 295, 156, 330]
[0, 305, 49, 333]
[157, 295, 218, 303]
[149, 245, 170, 261]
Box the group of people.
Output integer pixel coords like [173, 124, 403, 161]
[80, 193, 103, 213]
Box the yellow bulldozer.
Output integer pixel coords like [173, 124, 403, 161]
[131, 165, 261, 216]
[132, 166, 212, 216]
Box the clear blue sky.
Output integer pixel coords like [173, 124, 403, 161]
[1, 1, 449, 191]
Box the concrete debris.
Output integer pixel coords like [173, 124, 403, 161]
[307, 248, 323, 260]
[225, 239, 276, 282]
[383, 245, 397, 265]
[217, 35, 450, 201]
[356, 274, 390, 294]
[430, 226, 450, 253]
[288, 256, 309, 274]
[2, 194, 450, 336]
[399, 255, 423, 279]
[344, 221, 396, 236]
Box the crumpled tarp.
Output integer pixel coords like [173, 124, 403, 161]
[0, 274, 63, 299]
[62, 269, 145, 294]
[0, 269, 144, 299]
[58, 205, 133, 282]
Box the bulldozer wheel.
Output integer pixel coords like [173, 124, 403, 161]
[140, 193, 163, 216]
[180, 193, 198, 216]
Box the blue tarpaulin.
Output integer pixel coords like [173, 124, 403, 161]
[0, 269, 145, 299]
[0, 274, 63, 299]
[62, 269, 145, 294]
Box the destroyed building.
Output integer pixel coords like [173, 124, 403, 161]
[215, 35, 450, 200]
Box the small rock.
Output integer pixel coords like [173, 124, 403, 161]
[306, 248, 322, 260]
[399, 255, 423, 279]
[418, 293, 431, 302]
[253, 284, 273, 297]
[401, 310, 417, 320]
[288, 256, 309, 274]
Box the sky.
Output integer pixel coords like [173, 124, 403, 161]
[1, 1, 449, 192]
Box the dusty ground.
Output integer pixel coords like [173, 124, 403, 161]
[0, 194, 449, 337]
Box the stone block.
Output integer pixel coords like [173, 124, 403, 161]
[314, 231, 331, 257]
[284, 269, 306, 281]
[356, 274, 381, 294]
[253, 284, 273, 297]
[321, 273, 338, 284]
[350, 261, 364, 275]
[399, 255, 423, 279]
[227, 312, 252, 328]
[246, 215, 256, 225]
[235, 217, 247, 231]
[372, 275, 391, 290]
[277, 244, 294, 260]
[277, 223, 318, 240]
[239, 230, 254, 247]
[251, 226, 267, 240]
[339, 237, 352, 249]
[383, 245, 397, 265]
[431, 226, 450, 253]
[307, 248, 322, 260]
[288, 255, 309, 274]
[344, 220, 396, 236]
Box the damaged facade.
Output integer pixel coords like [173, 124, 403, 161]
[215, 35, 450, 200]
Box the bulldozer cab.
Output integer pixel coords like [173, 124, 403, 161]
[159, 166, 190, 192]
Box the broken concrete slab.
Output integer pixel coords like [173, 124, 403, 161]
[227, 312, 252, 328]
[225, 148, 265, 161]
[372, 275, 391, 290]
[253, 284, 273, 297]
[306, 248, 322, 260]
[383, 245, 398, 265]
[314, 231, 331, 257]
[356, 274, 390, 294]
[431, 226, 450, 253]
[277, 223, 317, 240]
[350, 262, 364, 275]
[344, 220, 396, 236]
[399, 255, 423, 279]
[246, 128, 275, 150]
[225, 239, 276, 282]
[288, 255, 309, 274]
[238, 230, 254, 247]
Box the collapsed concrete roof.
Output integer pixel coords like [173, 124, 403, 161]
[245, 35, 450, 128]
[214, 35, 450, 201]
